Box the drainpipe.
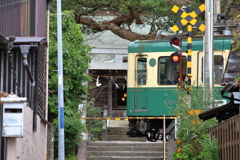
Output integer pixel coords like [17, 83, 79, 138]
[45, 4, 51, 160]
[20, 45, 37, 131]
[7, 37, 16, 94]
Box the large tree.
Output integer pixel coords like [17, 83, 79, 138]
[51, 0, 240, 41]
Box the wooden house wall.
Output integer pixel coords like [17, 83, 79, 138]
[0, 44, 46, 118]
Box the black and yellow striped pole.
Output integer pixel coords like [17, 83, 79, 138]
[186, 7, 193, 78]
[170, 4, 205, 153]
[187, 31, 192, 77]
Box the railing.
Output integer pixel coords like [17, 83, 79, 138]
[210, 114, 240, 160]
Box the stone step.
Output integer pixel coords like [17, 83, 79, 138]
[108, 120, 129, 127]
[87, 156, 163, 160]
[87, 146, 163, 151]
[85, 123, 166, 160]
[106, 137, 147, 142]
[105, 136, 146, 142]
[107, 127, 129, 131]
[88, 141, 163, 147]
[107, 130, 129, 135]
[87, 151, 163, 156]
[87, 142, 163, 151]
[107, 132, 128, 135]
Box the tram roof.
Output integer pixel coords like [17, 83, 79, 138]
[128, 37, 232, 53]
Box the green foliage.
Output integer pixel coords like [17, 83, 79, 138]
[55, 153, 77, 160]
[85, 105, 104, 140]
[49, 10, 92, 120]
[49, 10, 92, 157]
[54, 115, 83, 156]
[168, 83, 220, 160]
[50, 0, 183, 34]
[49, 0, 238, 41]
[232, 14, 240, 53]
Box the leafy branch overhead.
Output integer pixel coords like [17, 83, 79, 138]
[51, 0, 240, 41]
[48, 10, 93, 157]
[48, 10, 92, 121]
[232, 14, 240, 53]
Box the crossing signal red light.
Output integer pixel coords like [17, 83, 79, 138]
[170, 52, 180, 65]
[170, 36, 180, 50]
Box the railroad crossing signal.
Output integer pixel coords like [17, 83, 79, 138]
[170, 52, 180, 65]
[170, 4, 205, 33]
[170, 36, 180, 50]
[170, 5, 205, 78]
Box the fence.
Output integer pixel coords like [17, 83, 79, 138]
[210, 114, 240, 160]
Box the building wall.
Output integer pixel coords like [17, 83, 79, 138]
[0, 0, 47, 37]
[0, 40, 47, 118]
[6, 104, 46, 160]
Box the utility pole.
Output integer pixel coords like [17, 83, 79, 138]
[213, 0, 221, 23]
[204, 0, 214, 106]
[57, 0, 65, 159]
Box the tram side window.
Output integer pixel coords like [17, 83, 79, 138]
[214, 56, 224, 84]
[201, 55, 223, 84]
[137, 58, 147, 85]
[158, 56, 187, 85]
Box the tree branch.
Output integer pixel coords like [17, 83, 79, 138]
[76, 16, 158, 41]
[224, 0, 235, 17]
[74, 5, 158, 41]
[79, 2, 112, 16]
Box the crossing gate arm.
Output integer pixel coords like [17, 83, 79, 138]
[79, 117, 176, 120]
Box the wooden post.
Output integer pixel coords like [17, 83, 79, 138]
[163, 115, 166, 160]
[108, 78, 112, 117]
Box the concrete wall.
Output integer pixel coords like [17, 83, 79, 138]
[88, 44, 128, 70]
[6, 105, 46, 160]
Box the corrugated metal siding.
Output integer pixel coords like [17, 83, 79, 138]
[0, 0, 47, 37]
[35, 0, 47, 37]
[0, 0, 21, 36]
[0, 43, 46, 118]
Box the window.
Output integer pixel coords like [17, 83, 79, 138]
[158, 56, 187, 85]
[201, 55, 224, 84]
[214, 55, 224, 84]
[137, 58, 147, 85]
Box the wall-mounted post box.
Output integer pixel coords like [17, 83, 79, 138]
[1, 96, 26, 138]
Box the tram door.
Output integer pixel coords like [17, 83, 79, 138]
[197, 51, 227, 85]
[134, 56, 148, 111]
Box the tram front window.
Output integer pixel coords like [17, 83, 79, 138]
[158, 56, 187, 85]
[137, 58, 147, 85]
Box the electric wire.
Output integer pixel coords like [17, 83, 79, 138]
[0, 0, 26, 8]
[0, 0, 29, 13]
[145, 0, 170, 28]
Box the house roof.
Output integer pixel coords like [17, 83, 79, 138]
[198, 84, 240, 122]
[0, 34, 9, 47]
[6, 37, 47, 45]
[198, 101, 239, 122]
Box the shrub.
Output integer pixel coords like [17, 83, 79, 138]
[168, 83, 220, 160]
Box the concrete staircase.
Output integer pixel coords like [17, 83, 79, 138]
[106, 126, 146, 141]
[86, 120, 164, 160]
[87, 141, 164, 160]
